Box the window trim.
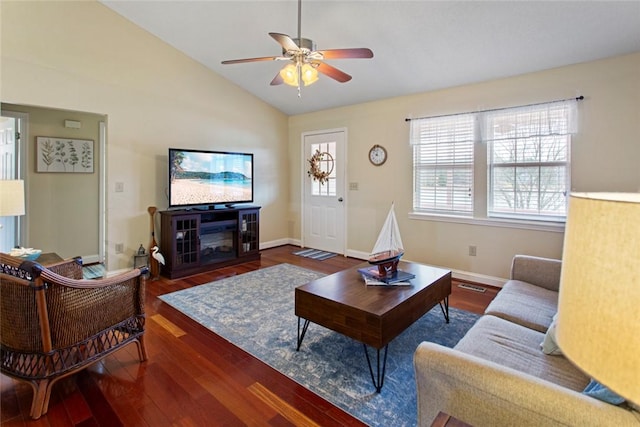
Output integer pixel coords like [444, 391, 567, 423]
[408, 210, 565, 233]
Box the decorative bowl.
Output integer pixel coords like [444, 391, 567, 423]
[9, 248, 42, 261]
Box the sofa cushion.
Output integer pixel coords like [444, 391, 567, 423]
[454, 315, 589, 392]
[510, 255, 562, 291]
[484, 280, 558, 332]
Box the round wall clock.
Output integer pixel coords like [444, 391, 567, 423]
[368, 144, 387, 166]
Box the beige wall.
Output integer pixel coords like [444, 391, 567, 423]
[289, 53, 640, 280]
[1, 1, 290, 270]
[2, 1, 638, 280]
[1, 104, 103, 260]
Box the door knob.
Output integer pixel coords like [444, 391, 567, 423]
[338, 197, 344, 202]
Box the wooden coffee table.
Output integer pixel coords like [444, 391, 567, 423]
[295, 260, 451, 392]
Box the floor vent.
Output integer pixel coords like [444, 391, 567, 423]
[458, 283, 486, 293]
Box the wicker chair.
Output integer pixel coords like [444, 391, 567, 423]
[0, 253, 148, 419]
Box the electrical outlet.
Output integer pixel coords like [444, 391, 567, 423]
[115, 243, 124, 254]
[468, 245, 477, 256]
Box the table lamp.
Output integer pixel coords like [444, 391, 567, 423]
[556, 192, 639, 405]
[0, 179, 25, 217]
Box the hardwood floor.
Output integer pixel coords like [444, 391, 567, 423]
[0, 245, 499, 427]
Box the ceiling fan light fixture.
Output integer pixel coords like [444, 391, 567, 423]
[222, 0, 373, 92]
[280, 62, 319, 87]
[280, 63, 299, 86]
[301, 63, 318, 86]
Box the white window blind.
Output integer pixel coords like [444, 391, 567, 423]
[411, 114, 475, 215]
[484, 100, 576, 221]
[410, 98, 578, 224]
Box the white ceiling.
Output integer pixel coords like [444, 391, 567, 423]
[100, 1, 640, 116]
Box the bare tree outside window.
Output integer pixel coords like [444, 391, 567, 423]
[487, 105, 572, 220]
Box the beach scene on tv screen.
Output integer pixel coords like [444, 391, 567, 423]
[170, 150, 252, 206]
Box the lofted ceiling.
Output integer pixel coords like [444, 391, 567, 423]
[100, 1, 640, 116]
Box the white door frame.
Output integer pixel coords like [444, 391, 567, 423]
[3, 109, 107, 263]
[1, 111, 28, 247]
[300, 127, 347, 254]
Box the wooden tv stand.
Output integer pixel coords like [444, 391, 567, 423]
[159, 206, 260, 279]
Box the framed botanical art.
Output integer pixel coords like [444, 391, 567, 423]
[36, 137, 94, 173]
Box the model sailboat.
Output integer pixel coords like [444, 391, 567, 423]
[369, 203, 404, 276]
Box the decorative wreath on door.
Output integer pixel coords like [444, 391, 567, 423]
[307, 150, 334, 185]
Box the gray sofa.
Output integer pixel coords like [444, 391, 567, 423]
[414, 255, 640, 426]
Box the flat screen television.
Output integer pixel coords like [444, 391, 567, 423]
[168, 148, 253, 209]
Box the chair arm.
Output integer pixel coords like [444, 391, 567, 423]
[414, 342, 639, 427]
[510, 255, 562, 291]
[0, 253, 83, 280]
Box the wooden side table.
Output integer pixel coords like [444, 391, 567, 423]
[431, 412, 472, 427]
[34, 252, 64, 266]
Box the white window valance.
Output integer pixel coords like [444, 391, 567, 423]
[409, 113, 476, 146]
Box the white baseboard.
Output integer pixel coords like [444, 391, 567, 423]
[260, 238, 295, 250]
[81, 253, 101, 265]
[104, 268, 129, 278]
[345, 249, 369, 260]
[451, 270, 505, 288]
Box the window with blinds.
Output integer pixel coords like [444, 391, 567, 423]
[410, 99, 577, 223]
[411, 114, 475, 215]
[485, 101, 575, 221]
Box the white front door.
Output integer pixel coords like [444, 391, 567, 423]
[302, 130, 346, 254]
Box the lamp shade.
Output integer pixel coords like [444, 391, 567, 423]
[0, 180, 25, 216]
[556, 192, 640, 404]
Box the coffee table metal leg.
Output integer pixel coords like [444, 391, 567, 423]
[363, 344, 389, 393]
[438, 296, 450, 323]
[297, 317, 310, 351]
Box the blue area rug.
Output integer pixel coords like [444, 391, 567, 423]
[159, 264, 479, 426]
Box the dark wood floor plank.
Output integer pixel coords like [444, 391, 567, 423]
[0, 377, 23, 424]
[248, 382, 321, 427]
[1, 245, 498, 426]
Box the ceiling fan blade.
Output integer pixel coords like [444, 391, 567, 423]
[270, 71, 284, 86]
[221, 56, 284, 65]
[317, 48, 374, 60]
[315, 62, 352, 83]
[269, 32, 300, 52]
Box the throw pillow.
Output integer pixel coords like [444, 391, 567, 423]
[582, 379, 626, 405]
[541, 313, 563, 355]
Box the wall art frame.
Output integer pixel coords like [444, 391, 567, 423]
[36, 137, 94, 173]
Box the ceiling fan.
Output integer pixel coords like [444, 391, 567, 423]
[221, 0, 373, 93]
